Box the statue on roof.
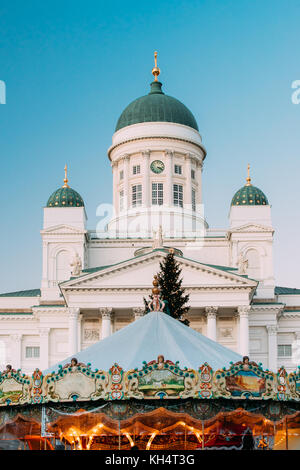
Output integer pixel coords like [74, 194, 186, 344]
[70, 252, 82, 277]
[152, 225, 163, 249]
[237, 252, 248, 274]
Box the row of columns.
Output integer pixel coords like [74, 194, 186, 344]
[5, 307, 279, 371]
[113, 150, 203, 214]
[205, 306, 250, 356]
[67, 307, 145, 356]
[67, 306, 251, 357]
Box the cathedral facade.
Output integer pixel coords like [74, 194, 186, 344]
[1, 58, 299, 375]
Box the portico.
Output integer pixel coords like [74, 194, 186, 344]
[60, 248, 257, 358]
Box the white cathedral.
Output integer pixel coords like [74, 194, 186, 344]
[1, 55, 299, 375]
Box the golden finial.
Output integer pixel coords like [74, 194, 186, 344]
[63, 164, 69, 188]
[152, 275, 160, 295]
[152, 51, 160, 82]
[246, 163, 252, 186]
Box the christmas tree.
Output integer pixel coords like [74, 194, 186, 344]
[144, 250, 190, 325]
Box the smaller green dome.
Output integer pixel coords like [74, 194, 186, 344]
[231, 184, 269, 206]
[47, 186, 84, 208]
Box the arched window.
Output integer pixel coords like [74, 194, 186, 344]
[246, 249, 260, 279]
[56, 250, 71, 281]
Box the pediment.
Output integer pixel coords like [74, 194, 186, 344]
[41, 224, 87, 235]
[230, 223, 273, 233]
[61, 250, 257, 291]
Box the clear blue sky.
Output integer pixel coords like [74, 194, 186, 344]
[0, 0, 300, 292]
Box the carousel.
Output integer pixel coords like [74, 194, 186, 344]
[0, 279, 299, 450]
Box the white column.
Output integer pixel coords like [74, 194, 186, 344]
[41, 241, 48, 289]
[267, 325, 277, 371]
[100, 308, 113, 339]
[68, 308, 80, 356]
[205, 307, 218, 342]
[10, 334, 22, 370]
[133, 307, 144, 321]
[143, 150, 150, 207]
[77, 314, 82, 353]
[39, 328, 50, 370]
[164, 149, 173, 207]
[123, 154, 130, 210]
[238, 306, 250, 356]
[185, 153, 192, 206]
[196, 161, 203, 204]
[112, 161, 118, 215]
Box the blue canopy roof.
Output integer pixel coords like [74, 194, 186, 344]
[45, 312, 242, 374]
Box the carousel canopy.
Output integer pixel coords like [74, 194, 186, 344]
[44, 311, 242, 374]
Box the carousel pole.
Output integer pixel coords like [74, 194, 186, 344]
[118, 420, 121, 450]
[285, 416, 289, 450]
[202, 421, 205, 450]
[184, 425, 187, 450]
[41, 406, 46, 451]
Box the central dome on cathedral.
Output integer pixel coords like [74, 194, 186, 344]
[115, 81, 199, 132]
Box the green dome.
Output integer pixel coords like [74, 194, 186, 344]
[231, 184, 269, 206]
[115, 81, 199, 132]
[47, 186, 84, 208]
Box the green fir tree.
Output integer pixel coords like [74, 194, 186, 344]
[144, 251, 190, 326]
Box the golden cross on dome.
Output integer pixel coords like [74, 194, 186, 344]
[152, 51, 160, 82]
[246, 163, 252, 186]
[63, 164, 69, 188]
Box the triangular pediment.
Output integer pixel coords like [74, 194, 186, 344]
[60, 249, 257, 291]
[230, 223, 273, 233]
[41, 224, 87, 235]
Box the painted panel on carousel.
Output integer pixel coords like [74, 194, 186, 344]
[0, 365, 31, 406]
[276, 366, 289, 401]
[287, 368, 300, 400]
[197, 363, 213, 399]
[108, 364, 124, 400]
[213, 357, 276, 399]
[43, 358, 109, 403]
[125, 356, 197, 399]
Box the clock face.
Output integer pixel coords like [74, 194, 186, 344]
[150, 160, 165, 174]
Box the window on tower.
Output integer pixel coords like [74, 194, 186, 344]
[173, 184, 183, 207]
[119, 190, 124, 211]
[132, 184, 142, 207]
[133, 165, 141, 175]
[56, 250, 71, 281]
[120, 170, 124, 180]
[192, 188, 196, 211]
[25, 346, 40, 359]
[152, 183, 164, 205]
[174, 164, 182, 175]
[278, 345, 292, 357]
[191, 169, 195, 180]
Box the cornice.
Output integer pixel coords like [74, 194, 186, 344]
[63, 285, 255, 294]
[32, 307, 68, 315]
[0, 315, 35, 321]
[281, 312, 300, 319]
[108, 135, 206, 160]
[251, 305, 285, 312]
[87, 237, 229, 245]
